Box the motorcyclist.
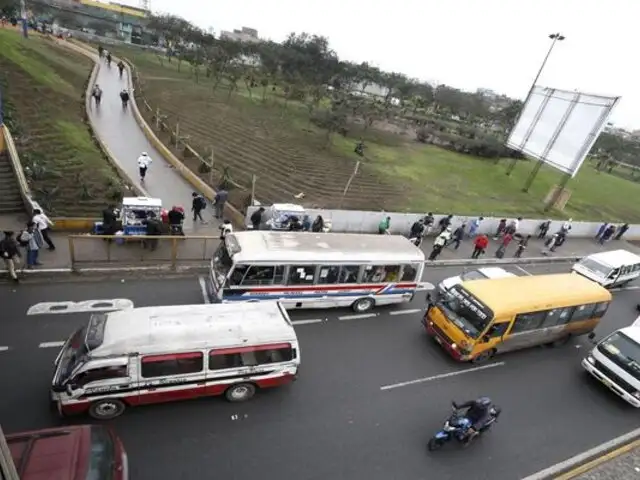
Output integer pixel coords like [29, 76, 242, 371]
[120, 88, 130, 108]
[117, 60, 125, 77]
[453, 397, 494, 442]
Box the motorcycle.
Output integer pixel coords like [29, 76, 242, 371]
[427, 403, 501, 451]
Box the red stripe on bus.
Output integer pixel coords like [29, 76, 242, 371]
[243, 283, 417, 293]
[141, 352, 203, 363]
[210, 343, 291, 355]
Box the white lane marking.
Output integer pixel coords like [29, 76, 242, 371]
[292, 319, 323, 325]
[380, 362, 506, 391]
[198, 276, 211, 304]
[39, 341, 65, 348]
[338, 313, 378, 321]
[515, 265, 532, 276]
[611, 285, 640, 292]
[389, 309, 422, 316]
[0, 346, 9, 352]
[27, 300, 134, 316]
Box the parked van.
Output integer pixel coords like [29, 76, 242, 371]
[583, 316, 640, 407]
[572, 250, 640, 288]
[51, 302, 300, 420]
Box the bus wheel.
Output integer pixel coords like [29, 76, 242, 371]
[471, 350, 495, 364]
[88, 399, 126, 420]
[225, 383, 256, 402]
[352, 297, 375, 313]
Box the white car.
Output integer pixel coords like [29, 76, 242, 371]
[437, 267, 516, 294]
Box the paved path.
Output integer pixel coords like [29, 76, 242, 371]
[88, 52, 219, 235]
[0, 266, 638, 480]
[573, 447, 640, 479]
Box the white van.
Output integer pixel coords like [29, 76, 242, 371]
[436, 267, 515, 296]
[582, 318, 640, 408]
[573, 250, 640, 288]
[50, 302, 300, 420]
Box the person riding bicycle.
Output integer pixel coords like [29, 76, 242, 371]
[106, 51, 111, 66]
[119, 89, 130, 108]
[117, 60, 125, 77]
[137, 152, 152, 182]
[453, 397, 494, 441]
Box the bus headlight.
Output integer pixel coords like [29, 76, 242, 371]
[451, 343, 457, 350]
[586, 355, 595, 365]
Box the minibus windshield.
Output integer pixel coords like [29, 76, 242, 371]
[56, 327, 89, 386]
[212, 242, 233, 278]
[436, 287, 492, 339]
[578, 258, 612, 278]
[598, 332, 640, 379]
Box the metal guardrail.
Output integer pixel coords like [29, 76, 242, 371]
[67, 234, 219, 269]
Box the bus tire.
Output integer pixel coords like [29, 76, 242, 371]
[225, 383, 256, 402]
[88, 399, 126, 420]
[352, 297, 375, 313]
[471, 349, 495, 364]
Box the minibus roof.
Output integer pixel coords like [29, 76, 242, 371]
[581, 249, 640, 269]
[226, 231, 426, 264]
[462, 273, 612, 317]
[88, 302, 297, 357]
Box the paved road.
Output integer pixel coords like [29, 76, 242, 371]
[88, 53, 219, 234]
[1, 263, 639, 480]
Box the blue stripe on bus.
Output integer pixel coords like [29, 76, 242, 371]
[222, 289, 416, 301]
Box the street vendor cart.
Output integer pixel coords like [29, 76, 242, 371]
[120, 197, 164, 235]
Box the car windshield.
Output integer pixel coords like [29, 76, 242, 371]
[56, 327, 89, 386]
[437, 286, 493, 339]
[598, 332, 640, 379]
[460, 271, 488, 282]
[578, 258, 612, 277]
[87, 426, 116, 480]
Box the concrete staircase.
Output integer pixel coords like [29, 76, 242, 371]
[0, 151, 25, 214]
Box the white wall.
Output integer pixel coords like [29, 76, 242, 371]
[245, 206, 640, 239]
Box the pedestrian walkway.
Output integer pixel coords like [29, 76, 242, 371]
[550, 439, 640, 480]
[84, 46, 220, 235]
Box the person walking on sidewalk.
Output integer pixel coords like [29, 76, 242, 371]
[514, 235, 531, 258]
[471, 233, 489, 259]
[378, 216, 391, 234]
[250, 207, 265, 230]
[438, 214, 453, 234]
[19, 222, 42, 269]
[450, 223, 466, 250]
[214, 188, 228, 220]
[493, 219, 507, 239]
[495, 231, 513, 258]
[467, 216, 483, 238]
[537, 220, 551, 239]
[595, 222, 608, 241]
[32, 208, 55, 250]
[615, 223, 630, 240]
[429, 228, 451, 261]
[91, 84, 102, 107]
[191, 192, 207, 224]
[599, 224, 616, 245]
[0, 231, 21, 283]
[137, 152, 152, 182]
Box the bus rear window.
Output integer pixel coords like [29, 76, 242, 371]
[87, 426, 116, 480]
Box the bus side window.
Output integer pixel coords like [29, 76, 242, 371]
[318, 266, 341, 285]
[486, 322, 509, 339]
[511, 311, 547, 334]
[541, 307, 573, 328]
[288, 265, 317, 285]
[339, 266, 359, 284]
[400, 264, 419, 282]
[229, 265, 249, 286]
[592, 302, 610, 318]
[241, 265, 285, 286]
[363, 265, 400, 283]
[569, 304, 597, 323]
[141, 353, 203, 378]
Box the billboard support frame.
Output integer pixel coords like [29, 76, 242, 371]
[521, 91, 581, 192]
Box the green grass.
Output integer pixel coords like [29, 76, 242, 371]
[0, 29, 130, 216]
[97, 40, 640, 221]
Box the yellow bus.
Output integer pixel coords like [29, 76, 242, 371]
[423, 273, 612, 363]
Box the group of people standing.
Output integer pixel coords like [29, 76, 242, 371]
[0, 209, 56, 282]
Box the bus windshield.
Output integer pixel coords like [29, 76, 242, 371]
[437, 286, 492, 339]
[578, 258, 612, 277]
[598, 332, 640, 379]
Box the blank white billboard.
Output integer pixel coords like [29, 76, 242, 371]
[507, 86, 619, 177]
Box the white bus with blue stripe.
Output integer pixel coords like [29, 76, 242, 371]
[208, 231, 426, 312]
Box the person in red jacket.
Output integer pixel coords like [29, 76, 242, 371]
[471, 234, 489, 259]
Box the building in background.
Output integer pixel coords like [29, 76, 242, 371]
[220, 27, 261, 43]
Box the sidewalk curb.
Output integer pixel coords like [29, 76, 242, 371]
[522, 427, 640, 480]
[0, 255, 580, 277]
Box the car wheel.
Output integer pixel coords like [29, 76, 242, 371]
[88, 399, 126, 420]
[225, 383, 256, 402]
[352, 297, 375, 313]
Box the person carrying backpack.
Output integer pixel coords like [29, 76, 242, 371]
[191, 192, 207, 224]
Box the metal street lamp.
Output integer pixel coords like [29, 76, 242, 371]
[505, 32, 566, 177]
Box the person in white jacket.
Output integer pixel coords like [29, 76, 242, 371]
[137, 152, 152, 181]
